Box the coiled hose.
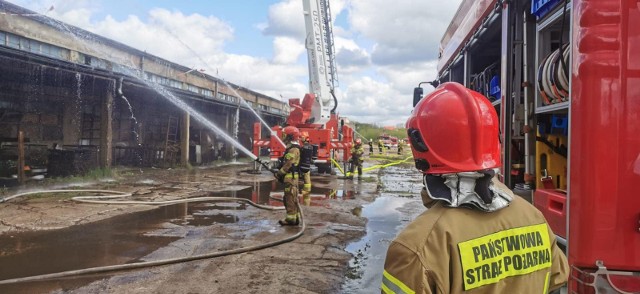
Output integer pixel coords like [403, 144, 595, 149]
[538, 43, 571, 105]
[0, 189, 305, 285]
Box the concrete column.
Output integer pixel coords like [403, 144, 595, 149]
[17, 130, 25, 184]
[99, 87, 113, 168]
[181, 111, 190, 165]
[62, 100, 81, 145]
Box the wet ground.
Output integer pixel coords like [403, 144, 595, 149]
[0, 155, 423, 293]
[341, 166, 425, 293]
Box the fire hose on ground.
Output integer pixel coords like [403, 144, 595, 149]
[331, 156, 413, 177]
[0, 186, 305, 285]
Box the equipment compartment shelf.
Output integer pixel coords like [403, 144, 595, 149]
[535, 101, 569, 114]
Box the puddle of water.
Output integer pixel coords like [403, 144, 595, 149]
[342, 166, 425, 294]
[341, 196, 418, 293]
[170, 202, 242, 227]
[0, 200, 246, 293]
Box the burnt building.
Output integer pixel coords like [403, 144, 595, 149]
[0, 1, 287, 182]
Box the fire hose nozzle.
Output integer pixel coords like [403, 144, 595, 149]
[254, 158, 274, 172]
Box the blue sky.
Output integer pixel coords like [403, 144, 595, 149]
[10, 0, 462, 126]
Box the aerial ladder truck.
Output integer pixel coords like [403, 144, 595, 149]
[253, 0, 353, 174]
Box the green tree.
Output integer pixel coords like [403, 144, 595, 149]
[351, 122, 407, 142]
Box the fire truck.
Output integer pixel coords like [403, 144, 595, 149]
[414, 0, 639, 292]
[252, 0, 353, 173]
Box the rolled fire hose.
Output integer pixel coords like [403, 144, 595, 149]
[537, 43, 571, 105]
[0, 189, 305, 285]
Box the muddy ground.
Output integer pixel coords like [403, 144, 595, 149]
[0, 154, 425, 294]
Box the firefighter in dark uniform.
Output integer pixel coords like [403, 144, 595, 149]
[382, 82, 568, 293]
[299, 131, 313, 205]
[272, 126, 301, 226]
[397, 139, 404, 155]
[348, 138, 364, 179]
[378, 138, 384, 153]
[368, 139, 374, 154]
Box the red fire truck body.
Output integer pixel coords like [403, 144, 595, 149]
[432, 0, 639, 291]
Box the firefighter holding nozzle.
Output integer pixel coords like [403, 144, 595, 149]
[271, 126, 302, 226]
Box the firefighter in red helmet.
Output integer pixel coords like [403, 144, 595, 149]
[272, 126, 302, 225]
[381, 82, 568, 293]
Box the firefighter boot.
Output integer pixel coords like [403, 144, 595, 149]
[279, 213, 299, 226]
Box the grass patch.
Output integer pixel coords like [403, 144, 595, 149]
[40, 167, 116, 185]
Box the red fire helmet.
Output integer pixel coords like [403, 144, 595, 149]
[282, 126, 301, 141]
[355, 138, 362, 145]
[406, 82, 501, 174]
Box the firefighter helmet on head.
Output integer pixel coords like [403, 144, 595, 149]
[355, 138, 362, 145]
[282, 126, 300, 142]
[406, 82, 501, 174]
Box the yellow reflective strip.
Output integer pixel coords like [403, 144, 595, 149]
[458, 223, 552, 290]
[382, 270, 415, 294]
[381, 282, 393, 294]
[362, 156, 413, 172]
[542, 272, 550, 294]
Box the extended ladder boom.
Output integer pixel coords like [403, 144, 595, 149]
[302, 0, 338, 125]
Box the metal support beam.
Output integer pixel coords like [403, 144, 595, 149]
[523, 10, 537, 183]
[500, 1, 514, 187]
[463, 51, 471, 87]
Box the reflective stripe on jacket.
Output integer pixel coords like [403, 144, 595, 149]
[279, 144, 300, 176]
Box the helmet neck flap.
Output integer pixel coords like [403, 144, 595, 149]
[420, 169, 513, 212]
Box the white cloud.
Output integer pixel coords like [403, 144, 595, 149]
[260, 0, 304, 38]
[338, 76, 412, 126]
[8, 0, 463, 127]
[334, 37, 370, 73]
[349, 0, 462, 64]
[272, 36, 305, 64]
